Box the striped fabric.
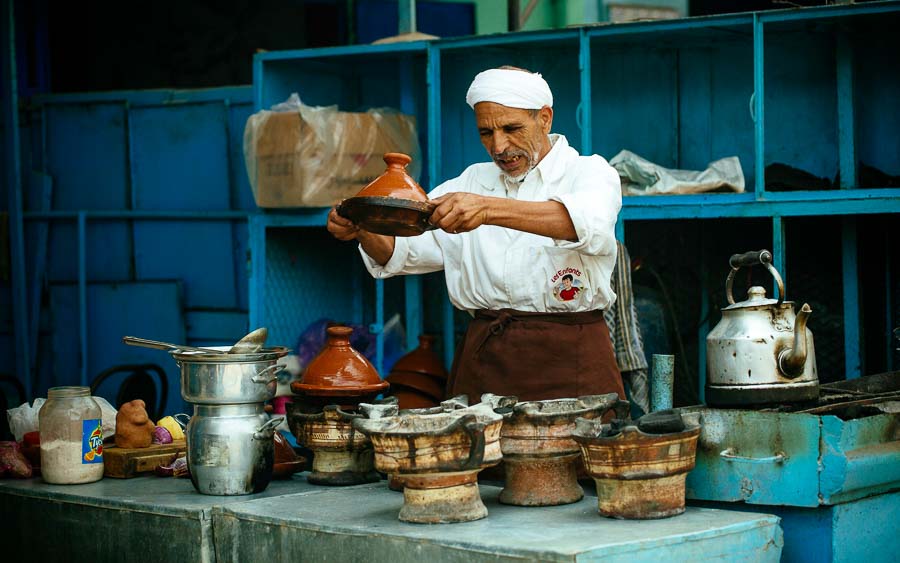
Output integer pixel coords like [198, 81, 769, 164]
[604, 242, 650, 413]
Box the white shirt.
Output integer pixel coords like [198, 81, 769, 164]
[360, 134, 622, 313]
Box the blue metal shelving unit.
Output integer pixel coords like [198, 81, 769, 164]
[249, 1, 900, 377]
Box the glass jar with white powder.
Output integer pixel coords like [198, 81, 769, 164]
[39, 387, 105, 484]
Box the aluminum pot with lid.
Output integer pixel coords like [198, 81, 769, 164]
[187, 403, 283, 496]
[173, 346, 288, 404]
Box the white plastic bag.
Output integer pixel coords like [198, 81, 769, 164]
[610, 150, 744, 195]
[6, 399, 45, 442]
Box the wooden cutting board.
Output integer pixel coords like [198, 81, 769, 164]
[103, 440, 187, 479]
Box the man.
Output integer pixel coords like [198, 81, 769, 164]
[327, 66, 625, 402]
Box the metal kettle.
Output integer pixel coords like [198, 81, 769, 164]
[706, 250, 819, 406]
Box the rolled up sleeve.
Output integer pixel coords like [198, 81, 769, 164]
[549, 155, 622, 257]
[359, 230, 445, 279]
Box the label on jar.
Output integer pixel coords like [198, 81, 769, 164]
[82, 419, 104, 464]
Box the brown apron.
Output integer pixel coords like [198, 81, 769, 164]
[447, 309, 625, 402]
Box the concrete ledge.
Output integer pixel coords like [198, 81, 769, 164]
[213, 483, 783, 562]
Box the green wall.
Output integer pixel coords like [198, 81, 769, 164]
[432, 0, 688, 36]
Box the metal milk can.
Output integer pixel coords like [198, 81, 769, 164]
[706, 250, 819, 406]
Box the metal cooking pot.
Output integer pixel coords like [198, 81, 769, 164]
[173, 346, 286, 404]
[187, 403, 283, 496]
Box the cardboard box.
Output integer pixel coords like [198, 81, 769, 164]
[247, 110, 419, 208]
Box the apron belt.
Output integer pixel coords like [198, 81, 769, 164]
[474, 308, 606, 356]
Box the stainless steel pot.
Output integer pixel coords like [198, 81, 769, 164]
[174, 346, 286, 404]
[187, 403, 283, 496]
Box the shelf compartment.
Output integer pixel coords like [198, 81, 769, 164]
[590, 20, 755, 189]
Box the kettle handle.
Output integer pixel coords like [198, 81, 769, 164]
[726, 249, 785, 307]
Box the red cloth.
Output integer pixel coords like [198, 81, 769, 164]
[447, 309, 625, 402]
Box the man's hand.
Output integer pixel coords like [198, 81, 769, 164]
[327, 205, 396, 266]
[327, 206, 360, 241]
[429, 193, 491, 234]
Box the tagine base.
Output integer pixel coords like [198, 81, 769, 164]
[306, 449, 380, 487]
[398, 470, 488, 524]
[499, 453, 584, 506]
[592, 473, 687, 519]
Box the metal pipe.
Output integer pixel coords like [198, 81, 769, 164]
[399, 0, 416, 35]
[374, 279, 385, 376]
[78, 212, 88, 387]
[650, 354, 675, 411]
[508, 0, 520, 32]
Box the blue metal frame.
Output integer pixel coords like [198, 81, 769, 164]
[3, 0, 31, 398]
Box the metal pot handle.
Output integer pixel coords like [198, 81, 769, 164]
[251, 364, 285, 384]
[172, 413, 191, 429]
[725, 249, 785, 308]
[253, 417, 284, 440]
[720, 448, 786, 464]
[458, 414, 487, 470]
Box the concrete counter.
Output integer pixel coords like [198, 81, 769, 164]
[1, 476, 782, 562]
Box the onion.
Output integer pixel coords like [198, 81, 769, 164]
[152, 426, 173, 445]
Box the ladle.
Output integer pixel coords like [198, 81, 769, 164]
[123, 336, 223, 354]
[229, 327, 268, 354]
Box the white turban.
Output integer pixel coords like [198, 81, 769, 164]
[465, 69, 553, 110]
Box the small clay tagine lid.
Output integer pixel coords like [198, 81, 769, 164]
[292, 326, 389, 397]
[355, 152, 428, 200]
[390, 334, 448, 379]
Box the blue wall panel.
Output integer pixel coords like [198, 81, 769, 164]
[765, 31, 838, 180]
[46, 222, 131, 282]
[129, 103, 230, 211]
[44, 104, 128, 210]
[48, 281, 186, 414]
[855, 30, 900, 177]
[678, 42, 755, 187]
[43, 103, 131, 281]
[592, 47, 677, 166]
[134, 221, 238, 309]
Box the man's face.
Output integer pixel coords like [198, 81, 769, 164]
[563, 278, 572, 289]
[474, 102, 553, 179]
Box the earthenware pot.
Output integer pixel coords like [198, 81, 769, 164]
[483, 393, 626, 507]
[390, 335, 447, 379]
[291, 326, 388, 409]
[353, 403, 503, 523]
[287, 403, 380, 486]
[572, 412, 701, 519]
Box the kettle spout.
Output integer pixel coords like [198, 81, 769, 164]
[778, 303, 812, 378]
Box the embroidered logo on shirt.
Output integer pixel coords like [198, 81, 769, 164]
[551, 267, 586, 302]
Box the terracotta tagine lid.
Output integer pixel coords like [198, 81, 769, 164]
[292, 326, 389, 398]
[336, 153, 436, 237]
[356, 152, 428, 200]
[390, 334, 448, 379]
